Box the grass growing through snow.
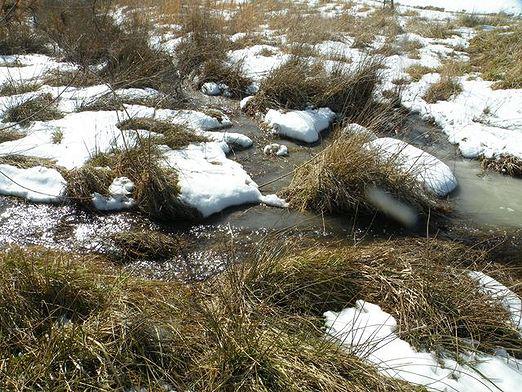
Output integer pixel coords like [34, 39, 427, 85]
[117, 118, 208, 150]
[1, 236, 519, 390]
[468, 22, 522, 89]
[423, 77, 462, 103]
[2, 94, 63, 126]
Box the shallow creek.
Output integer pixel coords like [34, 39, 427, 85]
[0, 103, 521, 277]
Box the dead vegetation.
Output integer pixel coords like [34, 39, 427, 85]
[117, 118, 208, 150]
[282, 133, 440, 220]
[405, 18, 456, 39]
[0, 80, 41, 96]
[405, 64, 436, 81]
[481, 155, 522, 177]
[111, 229, 188, 261]
[0, 235, 519, 390]
[468, 22, 522, 89]
[250, 56, 382, 117]
[423, 77, 462, 103]
[2, 93, 63, 125]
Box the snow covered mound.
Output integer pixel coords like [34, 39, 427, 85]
[0, 164, 66, 203]
[325, 299, 522, 391]
[365, 138, 458, 197]
[92, 177, 136, 212]
[264, 108, 336, 143]
[396, 0, 522, 14]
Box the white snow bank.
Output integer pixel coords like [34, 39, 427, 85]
[92, 177, 136, 211]
[163, 142, 261, 218]
[469, 271, 522, 333]
[0, 164, 65, 203]
[201, 82, 222, 96]
[325, 300, 522, 391]
[264, 108, 336, 143]
[259, 194, 289, 208]
[396, 0, 522, 14]
[366, 138, 458, 197]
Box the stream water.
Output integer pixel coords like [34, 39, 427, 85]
[0, 100, 521, 276]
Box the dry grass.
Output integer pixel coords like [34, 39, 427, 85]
[0, 154, 58, 169]
[2, 93, 63, 126]
[406, 18, 456, 39]
[481, 155, 522, 177]
[468, 23, 522, 89]
[111, 229, 188, 261]
[117, 118, 208, 150]
[423, 77, 462, 103]
[0, 80, 41, 96]
[0, 130, 25, 143]
[66, 142, 199, 220]
[282, 133, 439, 218]
[0, 245, 417, 391]
[251, 56, 382, 117]
[42, 69, 101, 88]
[436, 58, 472, 78]
[405, 64, 436, 82]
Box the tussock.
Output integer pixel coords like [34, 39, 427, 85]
[406, 64, 436, 82]
[2, 93, 63, 126]
[117, 118, 208, 150]
[481, 155, 522, 177]
[251, 57, 382, 117]
[282, 134, 439, 217]
[423, 77, 462, 103]
[0, 81, 41, 96]
[111, 229, 188, 261]
[0, 154, 58, 170]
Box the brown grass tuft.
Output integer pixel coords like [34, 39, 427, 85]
[2, 93, 63, 126]
[423, 77, 462, 103]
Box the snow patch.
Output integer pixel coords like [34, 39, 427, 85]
[92, 177, 136, 211]
[264, 108, 336, 143]
[263, 143, 288, 156]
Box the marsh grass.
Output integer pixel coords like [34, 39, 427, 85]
[468, 23, 522, 89]
[423, 77, 462, 103]
[2, 93, 63, 125]
[251, 56, 382, 117]
[117, 118, 208, 150]
[111, 229, 188, 261]
[282, 133, 439, 218]
[481, 155, 522, 177]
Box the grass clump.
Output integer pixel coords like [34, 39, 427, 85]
[423, 77, 462, 103]
[67, 142, 199, 220]
[0, 130, 25, 143]
[0, 245, 417, 391]
[406, 18, 456, 39]
[405, 64, 436, 82]
[481, 155, 522, 177]
[2, 93, 63, 126]
[0, 80, 41, 96]
[117, 118, 208, 150]
[0, 154, 58, 169]
[111, 229, 188, 261]
[282, 134, 438, 218]
[251, 57, 381, 117]
[468, 23, 522, 89]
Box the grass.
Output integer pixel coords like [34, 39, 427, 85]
[43, 69, 101, 88]
[117, 118, 208, 150]
[405, 18, 456, 39]
[481, 155, 522, 177]
[282, 133, 440, 220]
[250, 56, 382, 117]
[406, 64, 436, 82]
[423, 77, 462, 103]
[0, 154, 58, 169]
[110, 229, 188, 261]
[468, 23, 522, 89]
[2, 94, 63, 126]
[0, 236, 519, 390]
[66, 142, 199, 220]
[0, 130, 25, 143]
[0, 81, 41, 96]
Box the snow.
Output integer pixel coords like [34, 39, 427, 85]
[201, 82, 222, 96]
[366, 138, 458, 197]
[264, 108, 336, 143]
[0, 164, 65, 203]
[469, 271, 522, 333]
[259, 193, 289, 208]
[163, 142, 265, 218]
[396, 0, 522, 14]
[263, 143, 288, 156]
[325, 300, 522, 392]
[92, 177, 136, 211]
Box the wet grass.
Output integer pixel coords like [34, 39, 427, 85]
[481, 155, 522, 178]
[111, 229, 189, 261]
